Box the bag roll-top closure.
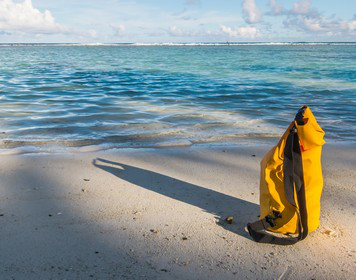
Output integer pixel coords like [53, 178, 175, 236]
[295, 106, 326, 150]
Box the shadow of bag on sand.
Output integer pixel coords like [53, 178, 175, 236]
[93, 157, 259, 240]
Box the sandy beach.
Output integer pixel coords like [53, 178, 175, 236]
[1, 0, 355, 279]
[0, 143, 355, 279]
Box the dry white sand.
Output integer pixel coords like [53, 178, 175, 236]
[0, 144, 355, 279]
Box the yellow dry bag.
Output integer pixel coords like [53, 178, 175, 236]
[247, 106, 325, 245]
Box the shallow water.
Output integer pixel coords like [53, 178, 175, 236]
[0, 44, 355, 151]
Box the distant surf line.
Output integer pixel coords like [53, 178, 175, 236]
[1, 42, 356, 47]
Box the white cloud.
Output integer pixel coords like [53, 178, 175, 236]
[266, 0, 356, 37]
[0, 0, 67, 34]
[292, 0, 311, 15]
[340, 18, 356, 32]
[88, 29, 97, 38]
[284, 15, 356, 36]
[267, 0, 316, 17]
[168, 26, 213, 37]
[242, 0, 262, 24]
[348, 19, 356, 31]
[168, 26, 183, 36]
[220, 24, 259, 38]
[302, 17, 322, 32]
[268, 0, 284, 15]
[112, 24, 125, 36]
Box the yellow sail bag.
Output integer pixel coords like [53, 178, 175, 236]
[247, 106, 325, 245]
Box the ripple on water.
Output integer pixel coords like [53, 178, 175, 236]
[0, 45, 355, 150]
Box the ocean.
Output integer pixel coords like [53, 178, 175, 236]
[0, 43, 355, 153]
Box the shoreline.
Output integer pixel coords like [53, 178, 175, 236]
[0, 136, 277, 155]
[1, 144, 355, 279]
[1, 137, 355, 156]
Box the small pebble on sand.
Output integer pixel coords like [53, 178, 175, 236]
[225, 216, 234, 224]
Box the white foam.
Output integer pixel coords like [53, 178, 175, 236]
[1, 42, 355, 47]
[154, 140, 192, 148]
[0, 146, 44, 155]
[131, 42, 356, 46]
[76, 144, 115, 153]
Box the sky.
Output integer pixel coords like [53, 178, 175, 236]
[0, 0, 355, 43]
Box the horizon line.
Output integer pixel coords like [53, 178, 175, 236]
[1, 41, 356, 45]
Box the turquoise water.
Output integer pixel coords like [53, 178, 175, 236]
[0, 44, 355, 151]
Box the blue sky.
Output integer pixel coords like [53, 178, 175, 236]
[0, 0, 355, 42]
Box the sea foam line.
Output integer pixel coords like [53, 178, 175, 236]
[0, 42, 355, 47]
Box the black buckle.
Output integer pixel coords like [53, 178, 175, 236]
[290, 126, 297, 134]
[265, 215, 275, 227]
[273, 210, 282, 219]
[265, 211, 282, 227]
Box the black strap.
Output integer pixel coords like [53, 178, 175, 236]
[247, 125, 308, 245]
[284, 126, 308, 240]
